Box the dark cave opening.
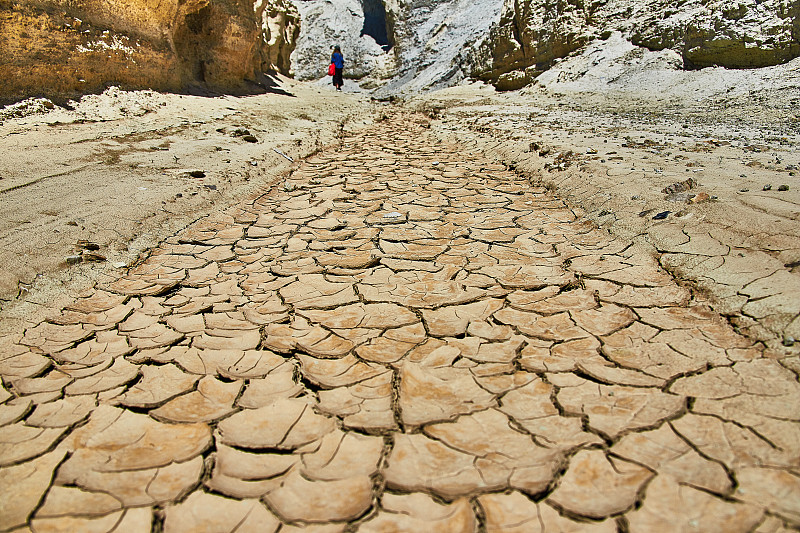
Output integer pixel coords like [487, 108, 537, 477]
[186, 5, 211, 35]
[175, 5, 215, 83]
[361, 0, 393, 51]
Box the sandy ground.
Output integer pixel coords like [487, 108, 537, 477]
[1, 64, 799, 353]
[0, 76, 378, 333]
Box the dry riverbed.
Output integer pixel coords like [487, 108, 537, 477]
[1, 70, 799, 355]
[1, 70, 800, 531]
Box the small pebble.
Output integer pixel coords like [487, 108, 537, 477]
[652, 210, 670, 220]
[76, 240, 100, 251]
[763, 184, 772, 191]
[783, 336, 795, 347]
[778, 184, 789, 191]
[82, 253, 106, 262]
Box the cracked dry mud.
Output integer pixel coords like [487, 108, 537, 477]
[420, 88, 800, 347]
[1, 112, 799, 532]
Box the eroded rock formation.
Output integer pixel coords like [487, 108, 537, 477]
[287, 0, 798, 94]
[378, 0, 502, 95]
[256, 0, 300, 75]
[7, 0, 794, 100]
[289, 0, 502, 95]
[0, 0, 299, 103]
[474, 0, 800, 90]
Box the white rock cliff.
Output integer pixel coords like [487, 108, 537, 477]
[289, 0, 503, 94]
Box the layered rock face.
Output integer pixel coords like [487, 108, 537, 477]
[634, 0, 800, 69]
[289, 0, 502, 94]
[256, 0, 301, 75]
[475, 0, 800, 90]
[378, 0, 502, 95]
[0, 0, 299, 103]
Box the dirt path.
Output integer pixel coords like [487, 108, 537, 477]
[1, 111, 798, 531]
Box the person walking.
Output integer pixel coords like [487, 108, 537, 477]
[331, 45, 344, 91]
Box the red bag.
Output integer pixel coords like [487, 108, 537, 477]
[328, 63, 335, 76]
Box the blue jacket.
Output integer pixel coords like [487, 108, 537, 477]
[331, 52, 344, 69]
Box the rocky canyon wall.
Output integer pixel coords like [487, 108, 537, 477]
[4, 0, 796, 102]
[289, 0, 502, 95]
[290, 0, 393, 82]
[257, 0, 301, 76]
[474, 0, 800, 90]
[287, 0, 798, 94]
[0, 0, 299, 104]
[378, 0, 502, 95]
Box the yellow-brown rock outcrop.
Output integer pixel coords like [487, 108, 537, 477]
[0, 0, 299, 103]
